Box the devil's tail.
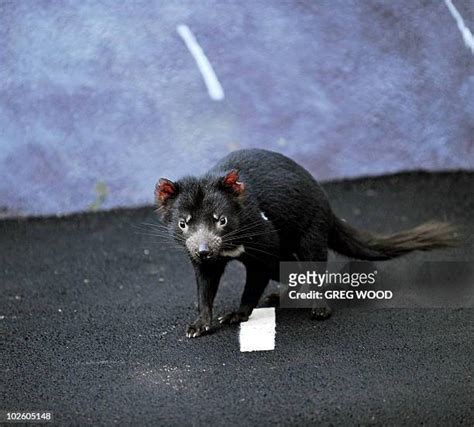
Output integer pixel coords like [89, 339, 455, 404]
[328, 216, 458, 261]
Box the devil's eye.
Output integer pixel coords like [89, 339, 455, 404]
[178, 219, 187, 230]
[219, 216, 227, 226]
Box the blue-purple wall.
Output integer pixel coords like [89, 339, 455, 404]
[1, 0, 473, 217]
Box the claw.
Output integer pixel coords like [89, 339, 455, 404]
[186, 320, 212, 338]
[219, 311, 249, 325]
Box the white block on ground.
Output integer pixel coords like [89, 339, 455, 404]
[239, 307, 276, 352]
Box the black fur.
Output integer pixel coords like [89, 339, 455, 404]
[155, 149, 457, 337]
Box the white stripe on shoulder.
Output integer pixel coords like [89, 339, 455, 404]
[221, 244, 245, 258]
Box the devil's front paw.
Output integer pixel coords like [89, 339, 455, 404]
[218, 311, 249, 324]
[186, 318, 211, 338]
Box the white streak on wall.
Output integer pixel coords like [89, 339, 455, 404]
[240, 307, 276, 352]
[444, 0, 474, 55]
[177, 24, 225, 100]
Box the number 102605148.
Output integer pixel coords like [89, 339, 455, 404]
[1, 412, 53, 423]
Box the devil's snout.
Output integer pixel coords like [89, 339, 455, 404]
[186, 228, 221, 261]
[197, 242, 210, 259]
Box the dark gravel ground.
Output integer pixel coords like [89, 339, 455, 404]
[1, 172, 473, 425]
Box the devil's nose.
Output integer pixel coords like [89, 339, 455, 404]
[198, 243, 210, 258]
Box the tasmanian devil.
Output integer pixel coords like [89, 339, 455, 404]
[155, 149, 456, 338]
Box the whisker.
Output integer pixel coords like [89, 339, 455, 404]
[141, 240, 184, 251]
[223, 228, 281, 241]
[243, 245, 280, 259]
[138, 233, 184, 245]
[222, 221, 266, 239]
[223, 241, 280, 260]
[141, 229, 183, 237]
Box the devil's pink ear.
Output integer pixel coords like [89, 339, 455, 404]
[155, 178, 177, 205]
[221, 170, 245, 194]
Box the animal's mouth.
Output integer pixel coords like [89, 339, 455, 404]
[193, 252, 218, 263]
[189, 246, 219, 262]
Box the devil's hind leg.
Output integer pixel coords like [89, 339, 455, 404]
[296, 229, 332, 320]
